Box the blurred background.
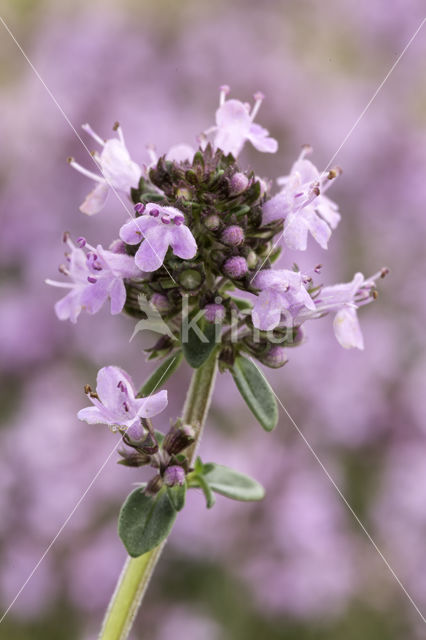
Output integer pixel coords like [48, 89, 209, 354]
[0, 1, 426, 638]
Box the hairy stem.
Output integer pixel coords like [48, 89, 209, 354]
[99, 350, 218, 640]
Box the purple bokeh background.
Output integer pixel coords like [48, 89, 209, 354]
[0, 1, 425, 638]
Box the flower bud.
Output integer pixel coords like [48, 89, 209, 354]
[261, 346, 288, 368]
[145, 473, 163, 496]
[150, 293, 170, 312]
[139, 432, 159, 455]
[163, 423, 195, 455]
[118, 448, 151, 467]
[246, 250, 257, 269]
[204, 303, 226, 324]
[179, 269, 202, 291]
[164, 465, 186, 487]
[204, 214, 220, 231]
[221, 225, 244, 247]
[230, 172, 249, 195]
[125, 421, 145, 443]
[223, 256, 248, 279]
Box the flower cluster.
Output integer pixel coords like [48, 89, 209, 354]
[47, 84, 386, 489]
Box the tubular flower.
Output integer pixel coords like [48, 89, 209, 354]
[204, 85, 278, 157]
[252, 268, 316, 331]
[77, 366, 168, 428]
[262, 146, 341, 250]
[303, 270, 387, 350]
[69, 123, 141, 215]
[119, 203, 197, 272]
[46, 234, 140, 322]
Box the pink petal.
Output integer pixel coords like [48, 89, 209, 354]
[54, 290, 82, 323]
[304, 207, 331, 250]
[80, 279, 110, 315]
[77, 406, 108, 425]
[333, 306, 364, 350]
[166, 144, 195, 163]
[109, 278, 126, 315]
[252, 290, 282, 331]
[96, 366, 135, 413]
[79, 182, 109, 215]
[170, 225, 197, 260]
[135, 390, 168, 418]
[262, 192, 289, 225]
[247, 124, 278, 153]
[283, 213, 309, 251]
[119, 216, 156, 245]
[134, 225, 170, 272]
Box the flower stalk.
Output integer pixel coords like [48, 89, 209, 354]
[98, 350, 218, 640]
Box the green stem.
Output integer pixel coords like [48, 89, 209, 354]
[98, 351, 218, 640]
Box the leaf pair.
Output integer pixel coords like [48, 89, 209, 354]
[118, 461, 264, 557]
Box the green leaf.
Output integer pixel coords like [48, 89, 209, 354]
[182, 314, 220, 368]
[231, 355, 278, 431]
[138, 351, 183, 397]
[118, 488, 177, 557]
[197, 474, 216, 509]
[228, 296, 253, 311]
[167, 482, 186, 511]
[203, 463, 265, 501]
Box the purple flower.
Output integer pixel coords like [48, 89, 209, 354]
[46, 235, 140, 322]
[69, 123, 141, 215]
[204, 85, 278, 158]
[252, 269, 316, 331]
[119, 203, 197, 272]
[308, 271, 384, 350]
[77, 365, 168, 428]
[262, 146, 341, 251]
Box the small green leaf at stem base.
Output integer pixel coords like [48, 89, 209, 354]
[231, 355, 278, 431]
[118, 488, 177, 558]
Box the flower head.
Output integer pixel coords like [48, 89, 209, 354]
[262, 146, 341, 251]
[252, 268, 316, 331]
[119, 203, 197, 272]
[77, 365, 168, 429]
[204, 86, 278, 158]
[46, 234, 140, 322]
[69, 123, 141, 215]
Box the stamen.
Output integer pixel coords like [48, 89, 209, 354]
[82, 123, 106, 147]
[76, 236, 86, 248]
[149, 208, 159, 217]
[113, 121, 125, 144]
[161, 215, 171, 224]
[134, 203, 145, 214]
[314, 264, 322, 274]
[87, 276, 97, 284]
[146, 144, 158, 165]
[299, 144, 313, 161]
[122, 402, 129, 413]
[58, 264, 69, 276]
[219, 84, 230, 106]
[45, 279, 74, 289]
[84, 384, 92, 395]
[250, 91, 265, 120]
[68, 158, 105, 183]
